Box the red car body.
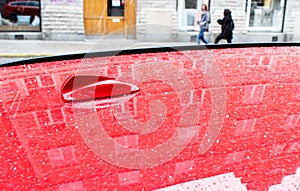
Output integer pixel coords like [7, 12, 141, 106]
[1, 0, 40, 20]
[0, 43, 299, 190]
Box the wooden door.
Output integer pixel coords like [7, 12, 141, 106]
[106, 17, 125, 34]
[106, 0, 125, 34]
[84, 0, 136, 36]
[84, 0, 107, 34]
[124, 0, 136, 38]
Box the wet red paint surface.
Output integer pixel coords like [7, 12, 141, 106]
[0, 46, 300, 190]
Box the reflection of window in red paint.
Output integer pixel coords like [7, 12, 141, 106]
[114, 135, 139, 154]
[47, 145, 77, 167]
[286, 142, 300, 154]
[118, 171, 140, 185]
[35, 110, 51, 127]
[270, 144, 286, 157]
[40, 75, 54, 86]
[243, 85, 266, 105]
[24, 77, 38, 89]
[175, 160, 194, 176]
[108, 0, 124, 16]
[296, 86, 300, 100]
[58, 181, 84, 191]
[234, 119, 257, 137]
[283, 115, 300, 129]
[225, 151, 245, 164]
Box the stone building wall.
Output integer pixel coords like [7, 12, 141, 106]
[136, 0, 178, 41]
[41, 0, 85, 40]
[284, 0, 300, 41]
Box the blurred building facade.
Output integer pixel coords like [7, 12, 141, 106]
[0, 0, 299, 42]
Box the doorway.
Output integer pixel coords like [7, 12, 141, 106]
[84, 0, 136, 37]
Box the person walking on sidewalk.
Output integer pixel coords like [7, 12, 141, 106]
[214, 9, 235, 44]
[194, 4, 210, 45]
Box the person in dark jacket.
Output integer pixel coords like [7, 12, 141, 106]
[214, 9, 235, 44]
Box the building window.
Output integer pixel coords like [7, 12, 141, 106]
[0, 0, 41, 32]
[185, 0, 197, 9]
[246, 0, 286, 32]
[177, 0, 210, 31]
[108, 0, 125, 17]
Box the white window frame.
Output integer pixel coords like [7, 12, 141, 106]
[246, 0, 286, 32]
[177, 0, 209, 31]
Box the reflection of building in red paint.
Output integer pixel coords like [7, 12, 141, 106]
[0, 46, 300, 190]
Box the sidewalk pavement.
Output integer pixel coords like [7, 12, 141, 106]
[0, 38, 196, 57]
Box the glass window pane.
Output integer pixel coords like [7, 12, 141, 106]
[0, 0, 41, 31]
[185, 0, 197, 9]
[247, 0, 285, 31]
[108, 0, 124, 17]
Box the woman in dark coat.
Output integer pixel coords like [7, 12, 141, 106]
[214, 9, 235, 44]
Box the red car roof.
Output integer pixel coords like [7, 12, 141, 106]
[0, 44, 300, 190]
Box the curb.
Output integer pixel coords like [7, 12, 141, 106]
[0, 54, 54, 57]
